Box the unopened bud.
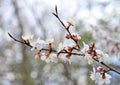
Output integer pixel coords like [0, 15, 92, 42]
[72, 33, 81, 41]
[66, 34, 71, 39]
[97, 66, 105, 72]
[67, 22, 73, 29]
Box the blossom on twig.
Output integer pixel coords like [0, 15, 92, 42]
[30, 38, 46, 50]
[22, 34, 34, 45]
[90, 67, 112, 85]
[96, 49, 109, 62]
[81, 42, 94, 64]
[41, 53, 58, 63]
[22, 34, 34, 40]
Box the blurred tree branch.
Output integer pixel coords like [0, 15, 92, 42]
[11, 0, 34, 85]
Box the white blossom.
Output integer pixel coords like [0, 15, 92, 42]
[82, 42, 94, 64]
[81, 42, 89, 53]
[96, 49, 109, 62]
[72, 33, 81, 40]
[90, 67, 100, 81]
[41, 53, 58, 63]
[64, 39, 75, 47]
[22, 34, 33, 40]
[90, 67, 112, 85]
[57, 42, 64, 52]
[97, 73, 112, 85]
[85, 54, 94, 64]
[63, 39, 75, 50]
[29, 37, 54, 50]
[57, 39, 75, 52]
[30, 38, 46, 50]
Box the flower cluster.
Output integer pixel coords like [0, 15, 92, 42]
[21, 32, 80, 64]
[81, 42, 109, 64]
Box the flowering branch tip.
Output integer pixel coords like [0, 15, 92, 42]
[8, 6, 120, 85]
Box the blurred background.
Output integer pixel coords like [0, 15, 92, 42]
[0, 0, 120, 85]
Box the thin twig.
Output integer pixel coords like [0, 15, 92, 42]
[52, 6, 120, 75]
[8, 33, 84, 56]
[8, 33, 32, 48]
[52, 7, 80, 49]
[93, 58, 120, 75]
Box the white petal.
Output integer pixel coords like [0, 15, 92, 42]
[98, 79, 104, 85]
[41, 55, 46, 60]
[37, 38, 46, 44]
[22, 34, 33, 40]
[85, 54, 94, 64]
[46, 37, 54, 43]
[63, 39, 75, 48]
[105, 73, 112, 79]
[81, 42, 89, 53]
[57, 42, 63, 52]
[105, 79, 111, 84]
